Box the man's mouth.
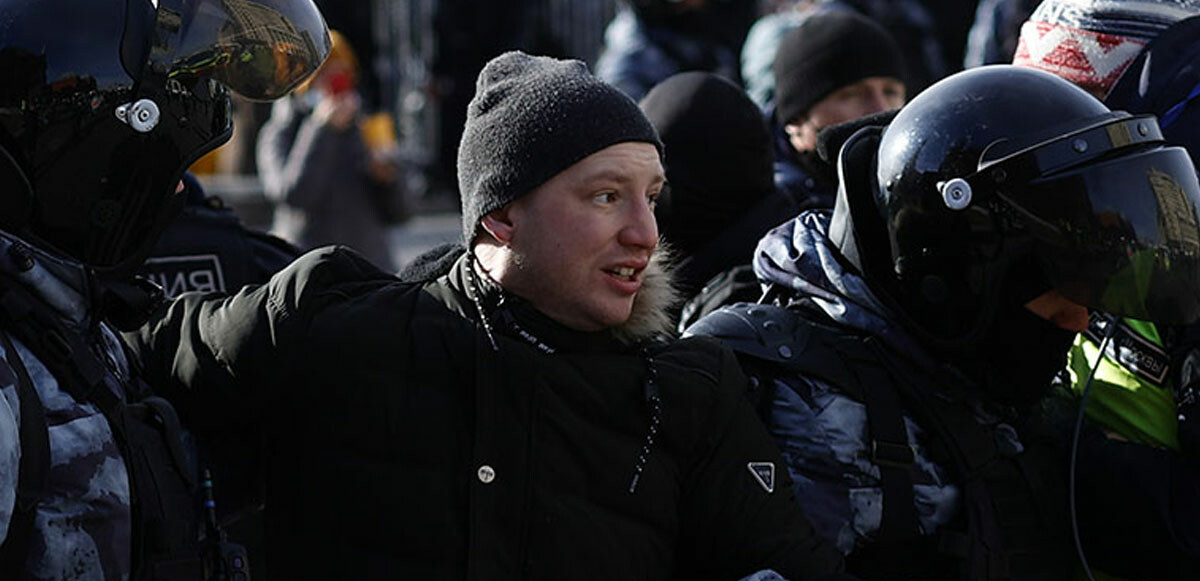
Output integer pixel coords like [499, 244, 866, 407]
[607, 266, 637, 281]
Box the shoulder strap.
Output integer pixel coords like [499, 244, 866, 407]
[840, 338, 919, 545]
[0, 330, 50, 574]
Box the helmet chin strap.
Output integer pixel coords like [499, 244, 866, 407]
[1070, 316, 1118, 581]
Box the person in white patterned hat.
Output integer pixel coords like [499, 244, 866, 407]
[1014, 4, 1200, 579]
[1013, 0, 1200, 98]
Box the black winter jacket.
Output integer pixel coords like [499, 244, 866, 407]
[132, 246, 844, 580]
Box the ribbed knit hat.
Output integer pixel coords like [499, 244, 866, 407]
[1013, 0, 1200, 97]
[457, 51, 663, 244]
[772, 10, 906, 125]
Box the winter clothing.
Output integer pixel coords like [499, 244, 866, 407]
[687, 212, 1083, 578]
[741, 1, 942, 112]
[772, 11, 905, 125]
[639, 72, 780, 296]
[595, 2, 755, 102]
[257, 96, 395, 270]
[130, 244, 848, 579]
[770, 107, 838, 212]
[457, 51, 663, 245]
[670, 106, 838, 333]
[1012, 0, 1200, 97]
[143, 174, 300, 299]
[0, 233, 133, 579]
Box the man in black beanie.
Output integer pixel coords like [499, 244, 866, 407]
[639, 72, 793, 315]
[130, 50, 851, 580]
[771, 10, 907, 211]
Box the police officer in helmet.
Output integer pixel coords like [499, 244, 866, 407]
[0, 0, 327, 577]
[688, 65, 1200, 578]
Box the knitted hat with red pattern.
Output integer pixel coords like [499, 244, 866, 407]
[1013, 0, 1200, 97]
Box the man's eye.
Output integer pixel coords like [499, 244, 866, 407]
[594, 192, 618, 204]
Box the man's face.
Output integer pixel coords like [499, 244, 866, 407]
[493, 142, 664, 331]
[786, 76, 906, 153]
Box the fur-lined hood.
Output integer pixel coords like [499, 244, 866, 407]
[611, 243, 681, 344]
[405, 243, 681, 346]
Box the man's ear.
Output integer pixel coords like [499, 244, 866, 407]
[480, 207, 516, 245]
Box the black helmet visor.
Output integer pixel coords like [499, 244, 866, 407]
[148, 0, 331, 101]
[998, 143, 1200, 324]
[76, 0, 329, 273]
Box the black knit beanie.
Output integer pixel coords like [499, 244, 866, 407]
[639, 72, 774, 257]
[457, 51, 663, 244]
[773, 11, 906, 125]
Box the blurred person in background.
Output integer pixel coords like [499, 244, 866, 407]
[639, 72, 784, 308]
[143, 173, 300, 299]
[675, 11, 908, 331]
[258, 29, 401, 271]
[741, 0, 940, 111]
[770, 11, 906, 222]
[596, 0, 759, 101]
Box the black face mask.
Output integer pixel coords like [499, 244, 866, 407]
[967, 292, 1078, 409]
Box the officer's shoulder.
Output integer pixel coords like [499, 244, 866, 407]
[683, 302, 808, 364]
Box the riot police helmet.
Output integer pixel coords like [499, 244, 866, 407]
[837, 65, 1200, 344]
[0, 0, 329, 275]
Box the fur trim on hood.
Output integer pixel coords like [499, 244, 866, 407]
[612, 242, 682, 344]
[400, 241, 682, 345]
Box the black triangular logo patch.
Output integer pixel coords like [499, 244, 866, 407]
[747, 462, 775, 493]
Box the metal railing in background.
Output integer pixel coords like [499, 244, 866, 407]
[380, 0, 618, 207]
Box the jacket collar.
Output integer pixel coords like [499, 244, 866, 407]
[429, 248, 679, 354]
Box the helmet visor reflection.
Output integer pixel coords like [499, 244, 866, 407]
[1005, 146, 1200, 324]
[149, 0, 330, 100]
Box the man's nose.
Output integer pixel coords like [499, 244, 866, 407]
[619, 197, 658, 249]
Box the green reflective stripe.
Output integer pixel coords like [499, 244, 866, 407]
[1068, 324, 1180, 451]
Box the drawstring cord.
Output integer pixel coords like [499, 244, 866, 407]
[629, 350, 662, 494]
[464, 251, 499, 352]
[465, 251, 662, 494]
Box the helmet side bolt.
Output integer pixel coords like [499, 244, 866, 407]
[1072, 138, 1088, 153]
[1137, 122, 1149, 136]
[115, 99, 161, 133]
[940, 178, 973, 210]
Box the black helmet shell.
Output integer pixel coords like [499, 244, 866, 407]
[0, 0, 329, 274]
[872, 65, 1200, 338]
